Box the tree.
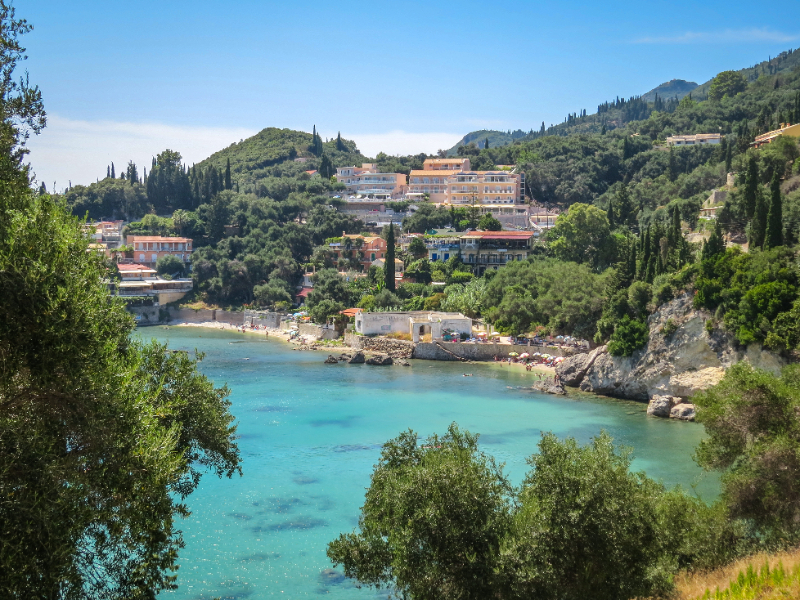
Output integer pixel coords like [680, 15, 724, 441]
[1, 163, 240, 598]
[308, 298, 344, 324]
[384, 223, 395, 291]
[694, 363, 800, 540]
[765, 171, 783, 250]
[708, 70, 747, 102]
[126, 160, 138, 185]
[224, 157, 231, 190]
[318, 153, 334, 179]
[336, 131, 345, 151]
[702, 219, 725, 261]
[607, 315, 649, 356]
[408, 236, 428, 259]
[484, 137, 489, 149]
[327, 424, 511, 600]
[668, 146, 677, 182]
[156, 253, 185, 277]
[548, 203, 614, 269]
[110, 161, 115, 179]
[478, 212, 502, 231]
[743, 155, 759, 220]
[749, 182, 768, 249]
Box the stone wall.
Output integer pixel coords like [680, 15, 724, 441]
[413, 342, 576, 362]
[244, 309, 284, 329]
[161, 307, 244, 326]
[298, 322, 340, 341]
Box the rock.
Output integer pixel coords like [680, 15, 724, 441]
[347, 352, 365, 364]
[532, 380, 567, 396]
[323, 355, 339, 364]
[646, 395, 677, 418]
[366, 355, 393, 366]
[670, 403, 696, 421]
[557, 345, 607, 386]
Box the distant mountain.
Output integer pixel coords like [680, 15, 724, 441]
[641, 79, 698, 103]
[446, 129, 528, 156]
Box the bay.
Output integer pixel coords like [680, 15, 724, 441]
[144, 327, 717, 600]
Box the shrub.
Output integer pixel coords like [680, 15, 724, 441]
[607, 316, 649, 356]
[661, 318, 678, 337]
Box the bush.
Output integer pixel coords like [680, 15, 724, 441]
[155, 254, 185, 277]
[661, 318, 678, 337]
[607, 316, 649, 356]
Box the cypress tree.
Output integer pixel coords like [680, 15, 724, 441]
[750, 186, 767, 249]
[384, 224, 395, 292]
[225, 158, 232, 190]
[744, 155, 759, 219]
[765, 172, 783, 249]
[668, 147, 677, 182]
[336, 132, 345, 151]
[484, 137, 489, 149]
[616, 182, 634, 226]
[110, 162, 115, 179]
[606, 199, 615, 227]
[702, 220, 725, 261]
[106, 165, 110, 179]
[725, 142, 732, 172]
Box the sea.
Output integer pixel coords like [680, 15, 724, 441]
[143, 327, 717, 600]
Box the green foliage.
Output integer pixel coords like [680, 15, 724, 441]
[329, 426, 729, 600]
[384, 223, 395, 291]
[698, 561, 800, 600]
[308, 298, 345, 324]
[483, 259, 608, 337]
[694, 247, 799, 346]
[440, 278, 487, 318]
[694, 363, 800, 541]
[607, 315, 649, 356]
[402, 202, 451, 233]
[708, 70, 747, 102]
[156, 253, 185, 276]
[548, 203, 615, 269]
[661, 317, 678, 337]
[477, 212, 502, 231]
[407, 236, 427, 259]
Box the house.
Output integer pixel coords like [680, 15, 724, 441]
[114, 263, 193, 304]
[407, 158, 525, 206]
[354, 310, 472, 342]
[371, 257, 404, 277]
[460, 231, 534, 275]
[665, 134, 722, 147]
[335, 164, 407, 199]
[328, 232, 388, 271]
[127, 236, 193, 267]
[752, 123, 800, 148]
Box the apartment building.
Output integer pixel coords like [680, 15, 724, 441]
[460, 231, 534, 275]
[328, 233, 388, 271]
[335, 163, 407, 199]
[752, 123, 800, 148]
[127, 236, 193, 266]
[407, 158, 524, 205]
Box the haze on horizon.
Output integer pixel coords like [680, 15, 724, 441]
[21, 0, 800, 189]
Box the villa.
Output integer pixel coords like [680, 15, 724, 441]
[354, 310, 472, 342]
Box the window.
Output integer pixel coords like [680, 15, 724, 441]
[139, 253, 145, 262]
[371, 253, 375, 260]
[413, 177, 420, 183]
[423, 178, 429, 184]
[151, 254, 158, 263]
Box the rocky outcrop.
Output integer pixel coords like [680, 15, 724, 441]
[366, 355, 393, 366]
[347, 352, 365, 364]
[532, 380, 567, 396]
[558, 292, 787, 402]
[358, 338, 414, 359]
[646, 395, 677, 417]
[670, 403, 696, 421]
[324, 355, 339, 364]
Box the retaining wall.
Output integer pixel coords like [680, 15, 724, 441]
[413, 342, 581, 362]
[298, 322, 339, 341]
[162, 307, 244, 326]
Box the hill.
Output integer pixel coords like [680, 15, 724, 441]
[641, 79, 698, 102]
[445, 129, 528, 156]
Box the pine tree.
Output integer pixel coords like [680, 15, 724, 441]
[765, 172, 783, 249]
[225, 158, 232, 190]
[384, 224, 396, 292]
[744, 156, 759, 219]
[110, 162, 115, 179]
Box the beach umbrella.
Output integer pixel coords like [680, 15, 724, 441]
[556, 335, 564, 340]
[533, 352, 541, 356]
[520, 352, 530, 358]
[508, 352, 519, 357]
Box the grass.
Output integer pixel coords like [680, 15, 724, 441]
[669, 547, 800, 600]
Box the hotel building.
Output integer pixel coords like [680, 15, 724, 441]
[335, 163, 407, 199]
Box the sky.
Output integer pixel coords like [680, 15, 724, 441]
[19, 0, 800, 189]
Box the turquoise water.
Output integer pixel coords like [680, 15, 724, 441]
[145, 327, 717, 600]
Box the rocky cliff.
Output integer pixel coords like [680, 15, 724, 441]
[556, 293, 787, 402]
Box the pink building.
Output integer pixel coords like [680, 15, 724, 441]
[127, 236, 193, 266]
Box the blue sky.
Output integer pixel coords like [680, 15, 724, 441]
[20, 0, 800, 187]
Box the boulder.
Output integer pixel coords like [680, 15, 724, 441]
[347, 352, 365, 364]
[324, 355, 339, 364]
[366, 355, 393, 366]
[670, 403, 696, 421]
[532, 380, 567, 396]
[557, 345, 607, 386]
[646, 395, 676, 418]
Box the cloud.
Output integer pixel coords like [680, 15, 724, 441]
[344, 130, 463, 158]
[26, 114, 257, 189]
[634, 28, 800, 44]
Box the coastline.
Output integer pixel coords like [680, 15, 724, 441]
[167, 321, 558, 374]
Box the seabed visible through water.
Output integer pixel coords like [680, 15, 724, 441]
[142, 327, 717, 600]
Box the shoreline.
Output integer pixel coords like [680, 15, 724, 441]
[166, 321, 558, 375]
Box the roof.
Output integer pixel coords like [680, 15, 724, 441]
[463, 231, 534, 240]
[127, 236, 192, 242]
[343, 234, 382, 243]
[340, 308, 362, 317]
[426, 158, 468, 163]
[410, 170, 462, 177]
[118, 263, 156, 272]
[754, 123, 800, 142]
[296, 287, 312, 298]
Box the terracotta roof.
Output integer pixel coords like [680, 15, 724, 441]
[409, 170, 462, 176]
[340, 308, 362, 317]
[118, 263, 156, 272]
[464, 231, 533, 240]
[296, 287, 312, 298]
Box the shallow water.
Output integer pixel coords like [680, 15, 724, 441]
[144, 327, 717, 600]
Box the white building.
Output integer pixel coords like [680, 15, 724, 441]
[665, 133, 722, 146]
[354, 310, 472, 342]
